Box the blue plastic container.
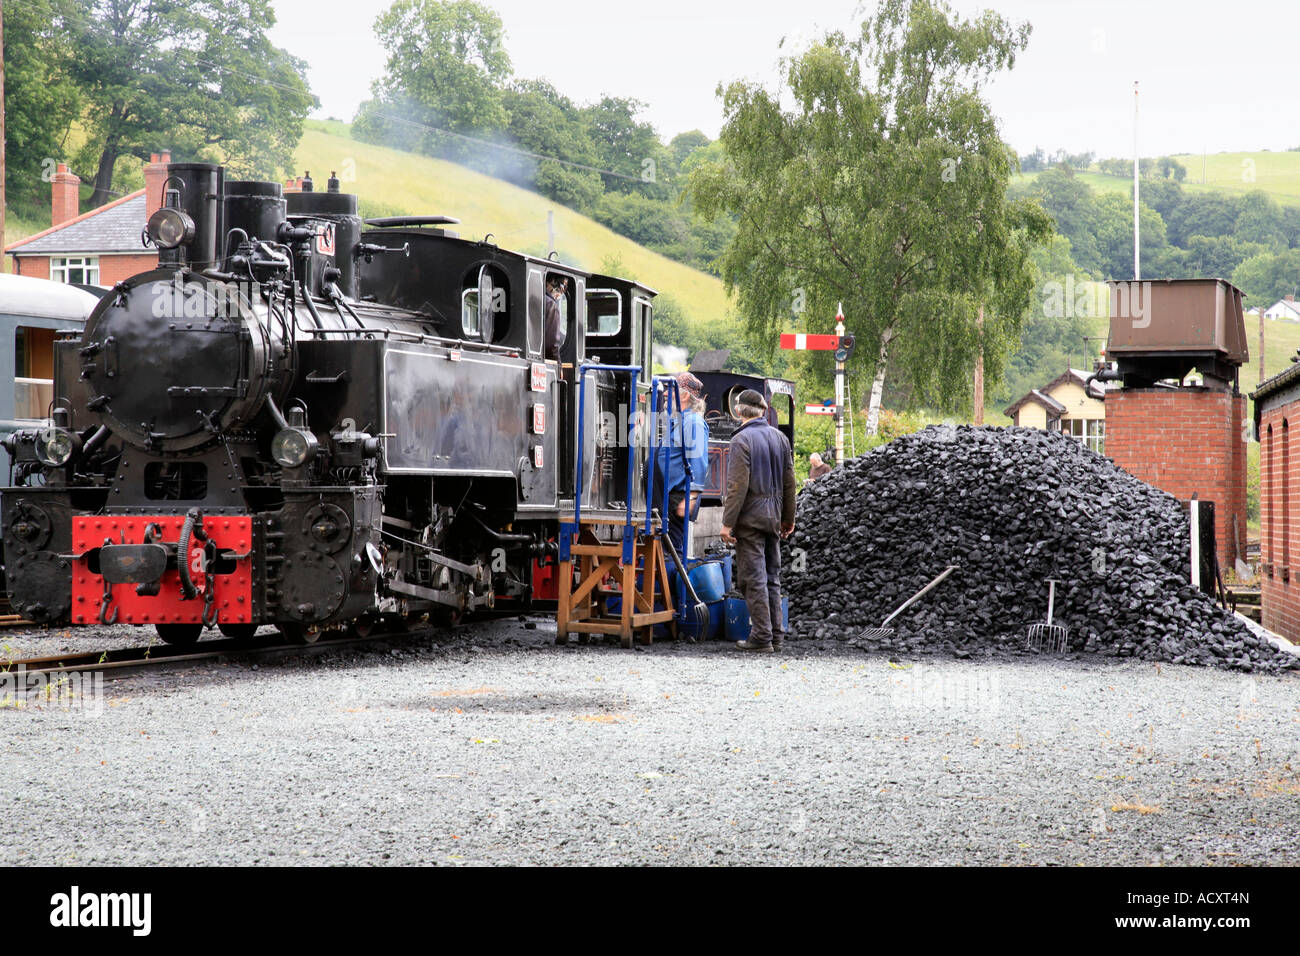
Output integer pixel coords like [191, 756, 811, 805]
[723, 594, 789, 641]
[687, 561, 726, 603]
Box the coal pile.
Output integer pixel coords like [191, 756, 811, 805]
[787, 426, 1297, 673]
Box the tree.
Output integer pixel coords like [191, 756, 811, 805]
[1182, 235, 1269, 279]
[1022, 167, 1102, 274]
[689, 0, 1051, 433]
[1232, 249, 1300, 309]
[357, 0, 512, 162]
[501, 80, 602, 211]
[581, 96, 671, 199]
[1165, 193, 1241, 247]
[1234, 190, 1287, 250]
[3, 0, 80, 214]
[67, 0, 315, 207]
[669, 130, 711, 171]
[1094, 192, 1169, 278]
[1156, 156, 1187, 181]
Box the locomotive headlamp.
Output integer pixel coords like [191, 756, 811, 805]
[36, 427, 77, 467]
[146, 206, 196, 249]
[272, 427, 318, 469]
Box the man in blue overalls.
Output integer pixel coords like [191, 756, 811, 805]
[655, 371, 710, 557]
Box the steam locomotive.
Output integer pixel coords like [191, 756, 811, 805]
[1, 162, 659, 643]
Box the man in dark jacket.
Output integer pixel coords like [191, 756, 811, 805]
[543, 278, 566, 360]
[721, 389, 797, 653]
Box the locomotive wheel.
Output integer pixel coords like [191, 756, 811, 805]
[155, 623, 203, 646]
[218, 623, 259, 643]
[277, 622, 320, 645]
[349, 615, 382, 638]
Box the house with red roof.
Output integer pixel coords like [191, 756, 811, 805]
[5, 152, 172, 286]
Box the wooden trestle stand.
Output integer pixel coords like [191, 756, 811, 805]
[556, 517, 676, 649]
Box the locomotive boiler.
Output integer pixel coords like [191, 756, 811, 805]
[2, 161, 657, 643]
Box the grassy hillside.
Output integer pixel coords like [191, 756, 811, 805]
[294, 120, 732, 326]
[1015, 150, 1300, 208]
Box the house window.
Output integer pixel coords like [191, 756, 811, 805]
[1063, 418, 1105, 455]
[50, 256, 100, 285]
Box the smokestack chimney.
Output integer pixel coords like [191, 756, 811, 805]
[51, 164, 81, 226]
[143, 150, 172, 219]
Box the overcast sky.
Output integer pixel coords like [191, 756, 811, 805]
[269, 0, 1298, 159]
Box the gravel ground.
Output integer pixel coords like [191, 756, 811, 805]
[2, 618, 1299, 866]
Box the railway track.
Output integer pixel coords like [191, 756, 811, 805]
[0, 629, 408, 682]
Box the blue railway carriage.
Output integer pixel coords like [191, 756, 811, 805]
[0, 274, 102, 472]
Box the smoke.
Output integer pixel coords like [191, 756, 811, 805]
[351, 96, 540, 191]
[653, 343, 689, 372]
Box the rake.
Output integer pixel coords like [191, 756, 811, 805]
[858, 565, 959, 639]
[1026, 578, 1069, 652]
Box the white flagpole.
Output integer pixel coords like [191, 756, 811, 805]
[1133, 80, 1140, 280]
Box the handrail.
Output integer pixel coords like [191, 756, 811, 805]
[567, 363, 643, 564]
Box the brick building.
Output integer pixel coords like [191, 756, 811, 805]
[1104, 278, 1250, 573]
[1105, 387, 1248, 571]
[1252, 365, 1300, 642]
[5, 152, 172, 285]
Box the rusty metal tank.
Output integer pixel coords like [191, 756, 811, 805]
[1106, 278, 1248, 388]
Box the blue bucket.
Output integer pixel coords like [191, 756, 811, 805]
[723, 594, 789, 641]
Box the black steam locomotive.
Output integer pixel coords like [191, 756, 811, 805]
[1, 162, 658, 643]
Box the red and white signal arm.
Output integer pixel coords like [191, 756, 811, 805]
[532, 403, 546, 434]
[316, 223, 336, 256]
[530, 363, 548, 392]
[780, 333, 842, 351]
[805, 404, 836, 415]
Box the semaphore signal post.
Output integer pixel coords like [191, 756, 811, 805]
[780, 303, 856, 464]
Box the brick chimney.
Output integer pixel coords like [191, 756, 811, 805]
[143, 150, 172, 219]
[51, 164, 81, 226]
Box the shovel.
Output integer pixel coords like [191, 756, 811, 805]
[859, 566, 959, 639]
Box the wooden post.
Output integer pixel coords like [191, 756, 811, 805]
[1259, 310, 1265, 386]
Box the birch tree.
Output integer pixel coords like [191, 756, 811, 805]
[689, 0, 1051, 433]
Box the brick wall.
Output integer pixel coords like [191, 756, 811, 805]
[98, 254, 158, 285]
[1259, 401, 1300, 642]
[1106, 387, 1247, 572]
[13, 256, 49, 279]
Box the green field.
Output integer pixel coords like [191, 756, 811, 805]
[1016, 150, 1300, 208]
[293, 121, 733, 327]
